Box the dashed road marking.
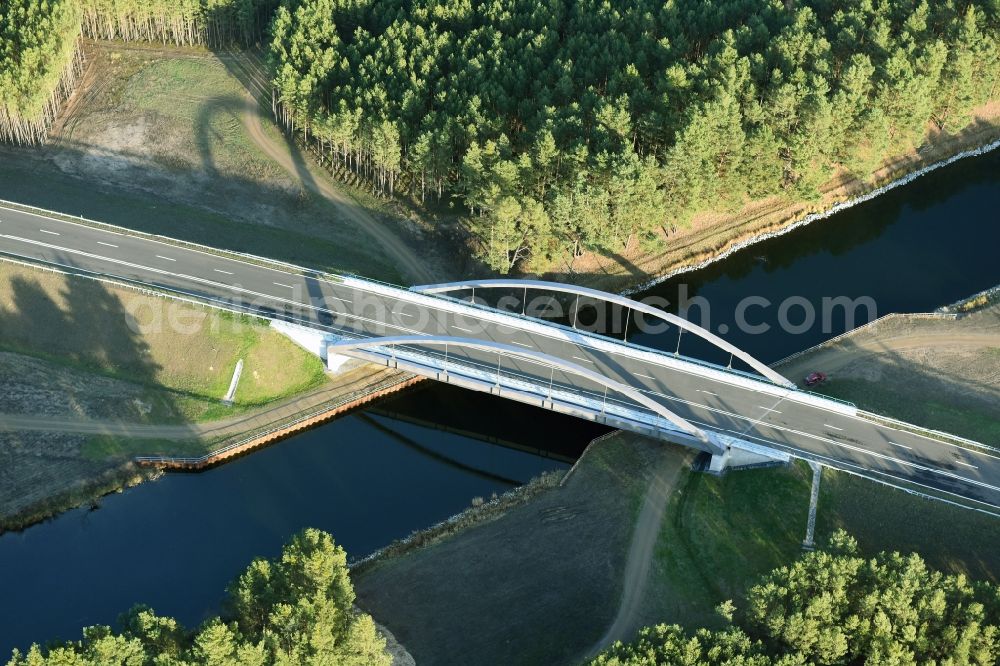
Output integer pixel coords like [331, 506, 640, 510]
[39, 229, 60, 236]
[511, 341, 532, 348]
[214, 269, 233, 275]
[156, 255, 176, 262]
[889, 441, 912, 450]
[97, 241, 118, 248]
[273, 282, 295, 289]
[635, 373, 656, 380]
[824, 424, 843, 431]
[697, 389, 717, 396]
[452, 325, 473, 333]
[956, 460, 979, 469]
[572, 355, 594, 364]
[759, 406, 782, 413]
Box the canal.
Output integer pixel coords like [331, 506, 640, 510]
[1, 147, 998, 656]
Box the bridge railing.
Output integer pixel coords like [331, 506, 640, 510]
[399, 286, 774, 380]
[404, 287, 857, 410]
[334, 334, 702, 433]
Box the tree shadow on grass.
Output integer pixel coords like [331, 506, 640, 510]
[0, 270, 211, 447]
[0, 135, 404, 283]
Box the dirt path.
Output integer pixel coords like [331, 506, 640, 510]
[226, 51, 437, 285]
[587, 449, 693, 657]
[0, 367, 407, 441]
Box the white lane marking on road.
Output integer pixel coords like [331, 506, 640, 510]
[824, 424, 843, 431]
[856, 416, 1000, 460]
[452, 325, 473, 333]
[621, 383, 999, 493]
[635, 373, 656, 380]
[759, 406, 782, 413]
[155, 255, 176, 262]
[39, 229, 60, 236]
[273, 282, 295, 289]
[97, 241, 118, 248]
[955, 460, 979, 469]
[700, 423, 1000, 513]
[0, 237, 427, 343]
[572, 355, 595, 364]
[398, 312, 415, 318]
[511, 341, 533, 348]
[214, 269, 233, 275]
[697, 389, 717, 396]
[889, 442, 912, 450]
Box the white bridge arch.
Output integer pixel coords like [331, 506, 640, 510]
[328, 335, 725, 455]
[412, 279, 793, 388]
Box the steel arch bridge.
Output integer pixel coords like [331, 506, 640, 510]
[412, 278, 793, 388]
[328, 335, 727, 455]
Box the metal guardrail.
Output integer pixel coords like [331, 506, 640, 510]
[0, 198, 332, 278]
[858, 410, 999, 455]
[135, 374, 415, 465]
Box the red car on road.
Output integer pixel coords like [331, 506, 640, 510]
[804, 371, 827, 387]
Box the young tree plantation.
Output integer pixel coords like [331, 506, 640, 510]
[0, 0, 83, 145]
[267, 0, 1000, 271]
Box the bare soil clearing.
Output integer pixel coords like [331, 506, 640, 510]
[354, 434, 692, 666]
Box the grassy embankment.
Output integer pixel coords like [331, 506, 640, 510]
[0, 43, 412, 284]
[353, 433, 678, 666]
[642, 299, 1000, 631]
[0, 263, 325, 458]
[0, 262, 327, 425]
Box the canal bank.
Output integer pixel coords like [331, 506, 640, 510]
[564, 103, 1000, 294]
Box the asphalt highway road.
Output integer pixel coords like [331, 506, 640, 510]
[1, 203, 998, 510]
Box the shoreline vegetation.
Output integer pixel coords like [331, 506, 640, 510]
[614, 128, 1000, 295]
[7, 528, 395, 666]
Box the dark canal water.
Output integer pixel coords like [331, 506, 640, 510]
[1, 148, 998, 655]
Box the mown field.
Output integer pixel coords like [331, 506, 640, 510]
[0, 261, 326, 421]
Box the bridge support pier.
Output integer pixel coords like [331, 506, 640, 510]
[704, 436, 790, 475]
